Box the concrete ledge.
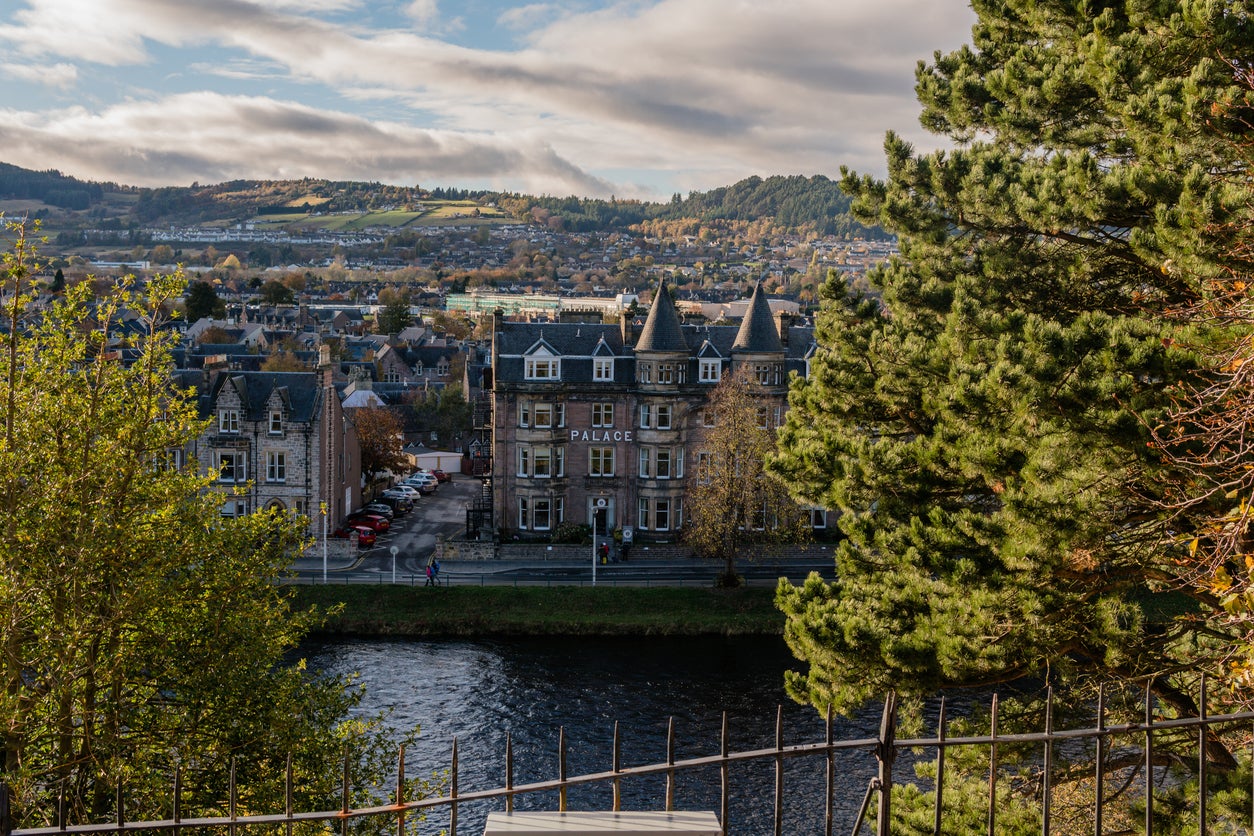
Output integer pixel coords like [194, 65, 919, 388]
[483, 811, 721, 834]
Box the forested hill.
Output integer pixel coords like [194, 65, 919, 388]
[491, 174, 885, 238]
[0, 162, 883, 238]
[0, 162, 114, 210]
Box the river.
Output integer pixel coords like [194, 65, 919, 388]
[306, 635, 893, 834]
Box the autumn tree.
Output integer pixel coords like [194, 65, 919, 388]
[686, 365, 809, 586]
[0, 220, 424, 828]
[769, 3, 1254, 823]
[351, 404, 408, 480]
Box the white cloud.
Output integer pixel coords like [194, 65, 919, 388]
[0, 93, 615, 195]
[498, 3, 561, 31]
[0, 0, 978, 197]
[0, 61, 77, 89]
[405, 0, 439, 26]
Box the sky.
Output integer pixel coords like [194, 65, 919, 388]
[0, 0, 977, 200]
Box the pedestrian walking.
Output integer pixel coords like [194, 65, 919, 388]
[424, 562, 435, 587]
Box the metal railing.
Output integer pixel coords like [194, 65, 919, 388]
[5, 678, 1254, 836]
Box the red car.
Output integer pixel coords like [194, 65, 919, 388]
[345, 512, 390, 533]
[432, 469, 452, 483]
[332, 525, 376, 548]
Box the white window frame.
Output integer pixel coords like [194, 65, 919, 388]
[699, 358, 721, 383]
[593, 357, 613, 381]
[696, 451, 713, 485]
[266, 451, 287, 483]
[525, 355, 560, 380]
[519, 402, 531, 428]
[219, 409, 240, 434]
[656, 404, 672, 429]
[534, 403, 554, 428]
[269, 410, 284, 434]
[590, 446, 615, 477]
[655, 498, 671, 531]
[657, 363, 674, 384]
[533, 497, 552, 531]
[592, 402, 614, 428]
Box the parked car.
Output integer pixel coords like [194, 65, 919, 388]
[332, 525, 376, 548]
[362, 502, 395, 519]
[431, 469, 452, 483]
[389, 484, 424, 499]
[379, 491, 415, 511]
[402, 475, 438, 494]
[374, 496, 410, 514]
[345, 512, 390, 533]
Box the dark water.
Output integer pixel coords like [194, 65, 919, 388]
[306, 635, 891, 834]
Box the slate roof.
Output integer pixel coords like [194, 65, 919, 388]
[732, 281, 784, 353]
[199, 370, 322, 423]
[634, 280, 687, 353]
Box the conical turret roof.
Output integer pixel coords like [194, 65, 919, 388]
[635, 279, 687, 353]
[732, 281, 783, 353]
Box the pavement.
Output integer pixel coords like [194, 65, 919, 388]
[289, 474, 836, 587]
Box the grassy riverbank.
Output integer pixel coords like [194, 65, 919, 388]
[289, 585, 785, 637]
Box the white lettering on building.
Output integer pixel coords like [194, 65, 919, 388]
[570, 430, 633, 442]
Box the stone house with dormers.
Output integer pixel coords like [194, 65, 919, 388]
[182, 346, 362, 532]
[490, 279, 818, 542]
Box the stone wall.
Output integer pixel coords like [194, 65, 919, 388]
[435, 538, 499, 561]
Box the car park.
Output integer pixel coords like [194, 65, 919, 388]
[363, 502, 395, 519]
[390, 484, 424, 499]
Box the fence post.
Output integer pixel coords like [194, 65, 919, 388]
[875, 691, 897, 836]
[1, 781, 11, 836]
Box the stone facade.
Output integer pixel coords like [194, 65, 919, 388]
[184, 348, 362, 534]
[490, 281, 816, 543]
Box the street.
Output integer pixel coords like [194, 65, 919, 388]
[290, 476, 837, 588]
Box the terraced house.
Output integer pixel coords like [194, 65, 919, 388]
[490, 280, 817, 542]
[180, 346, 362, 531]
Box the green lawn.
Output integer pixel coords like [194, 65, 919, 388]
[288, 585, 786, 637]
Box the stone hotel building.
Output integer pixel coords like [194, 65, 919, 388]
[490, 280, 816, 542]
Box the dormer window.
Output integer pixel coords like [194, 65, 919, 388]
[269, 410, 284, 434]
[525, 355, 560, 380]
[219, 409, 240, 434]
[593, 357, 613, 381]
[699, 358, 721, 383]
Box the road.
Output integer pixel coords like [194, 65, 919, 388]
[290, 476, 836, 588]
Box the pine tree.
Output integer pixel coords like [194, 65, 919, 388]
[771, 0, 1254, 759]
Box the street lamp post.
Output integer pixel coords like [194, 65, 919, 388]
[591, 506, 598, 587]
[390, 545, 399, 584]
[321, 501, 328, 584]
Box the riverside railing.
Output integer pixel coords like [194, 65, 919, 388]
[4, 678, 1253, 836]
